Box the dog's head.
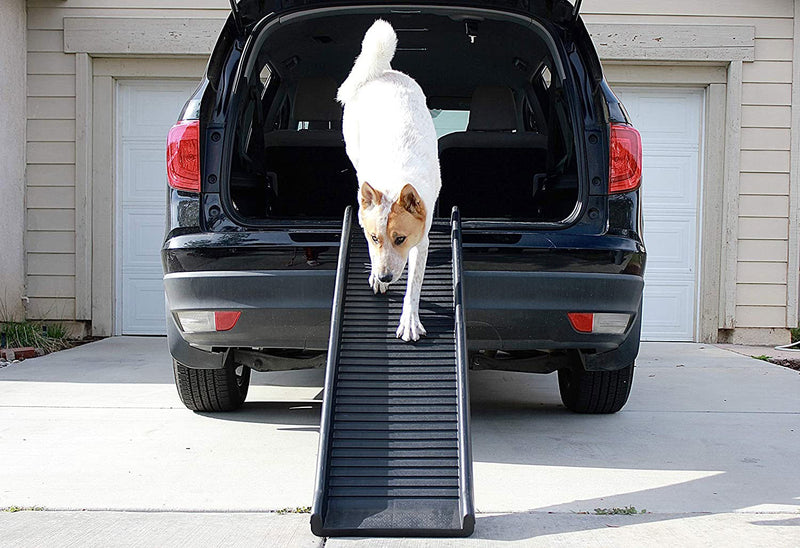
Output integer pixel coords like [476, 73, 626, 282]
[358, 182, 427, 284]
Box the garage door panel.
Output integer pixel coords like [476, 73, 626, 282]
[121, 142, 169, 203]
[122, 209, 165, 269]
[121, 81, 197, 138]
[620, 89, 703, 145]
[641, 216, 697, 274]
[121, 275, 168, 336]
[118, 80, 197, 335]
[641, 282, 695, 341]
[641, 150, 700, 208]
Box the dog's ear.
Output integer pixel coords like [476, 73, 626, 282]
[398, 184, 426, 220]
[360, 182, 383, 209]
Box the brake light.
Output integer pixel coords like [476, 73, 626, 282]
[609, 124, 642, 193]
[567, 313, 594, 333]
[167, 120, 200, 192]
[214, 311, 241, 331]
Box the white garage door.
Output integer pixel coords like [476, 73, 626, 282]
[117, 80, 198, 335]
[614, 87, 705, 341]
[114, 81, 704, 339]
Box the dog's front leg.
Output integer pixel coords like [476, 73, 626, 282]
[396, 236, 429, 342]
[369, 273, 389, 294]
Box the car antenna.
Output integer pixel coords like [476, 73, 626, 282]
[228, 0, 245, 35]
[572, 0, 583, 22]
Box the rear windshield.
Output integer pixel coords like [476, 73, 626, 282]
[227, 9, 579, 224]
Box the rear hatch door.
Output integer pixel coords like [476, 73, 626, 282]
[230, 0, 583, 31]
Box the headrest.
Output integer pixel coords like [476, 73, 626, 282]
[293, 78, 342, 122]
[467, 86, 517, 131]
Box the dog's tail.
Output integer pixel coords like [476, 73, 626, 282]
[337, 19, 397, 105]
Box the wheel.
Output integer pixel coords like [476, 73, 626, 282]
[173, 355, 250, 412]
[558, 362, 634, 414]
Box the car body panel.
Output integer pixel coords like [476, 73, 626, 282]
[162, 0, 646, 373]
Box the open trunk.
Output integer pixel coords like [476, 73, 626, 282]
[225, 7, 582, 225]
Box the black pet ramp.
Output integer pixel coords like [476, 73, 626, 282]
[310, 206, 474, 537]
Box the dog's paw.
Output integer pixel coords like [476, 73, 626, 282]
[369, 273, 389, 294]
[396, 310, 426, 342]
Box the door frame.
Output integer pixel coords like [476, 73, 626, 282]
[606, 63, 731, 343]
[84, 57, 207, 336]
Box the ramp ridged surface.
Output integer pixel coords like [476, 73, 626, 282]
[312, 211, 473, 537]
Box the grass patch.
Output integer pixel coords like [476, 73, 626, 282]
[791, 326, 800, 344]
[750, 353, 800, 372]
[3, 506, 45, 513]
[1, 321, 71, 355]
[276, 506, 311, 515]
[593, 506, 647, 515]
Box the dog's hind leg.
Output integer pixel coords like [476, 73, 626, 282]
[396, 235, 429, 342]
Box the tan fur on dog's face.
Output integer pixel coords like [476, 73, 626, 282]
[359, 182, 426, 284]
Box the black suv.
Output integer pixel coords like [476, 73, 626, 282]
[162, 0, 646, 414]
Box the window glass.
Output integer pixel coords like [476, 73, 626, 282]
[430, 109, 469, 138]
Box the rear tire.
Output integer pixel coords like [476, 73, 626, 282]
[558, 362, 634, 414]
[173, 355, 250, 412]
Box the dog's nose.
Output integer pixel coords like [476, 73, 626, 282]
[379, 273, 393, 283]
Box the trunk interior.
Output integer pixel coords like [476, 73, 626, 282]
[226, 9, 581, 225]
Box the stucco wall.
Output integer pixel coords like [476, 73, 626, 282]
[0, 0, 26, 321]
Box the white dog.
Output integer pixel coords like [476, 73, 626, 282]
[337, 19, 441, 342]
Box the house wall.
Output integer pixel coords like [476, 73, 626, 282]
[0, 0, 26, 321]
[24, 1, 228, 325]
[21, 0, 799, 342]
[581, 0, 797, 342]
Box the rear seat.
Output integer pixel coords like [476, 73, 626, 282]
[262, 78, 356, 218]
[437, 86, 548, 218]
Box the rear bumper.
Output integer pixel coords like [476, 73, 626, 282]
[165, 270, 335, 350]
[463, 271, 643, 351]
[164, 268, 644, 362]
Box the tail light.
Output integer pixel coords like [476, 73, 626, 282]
[609, 123, 642, 193]
[167, 120, 200, 192]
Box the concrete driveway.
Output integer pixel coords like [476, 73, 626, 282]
[1, 338, 798, 546]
